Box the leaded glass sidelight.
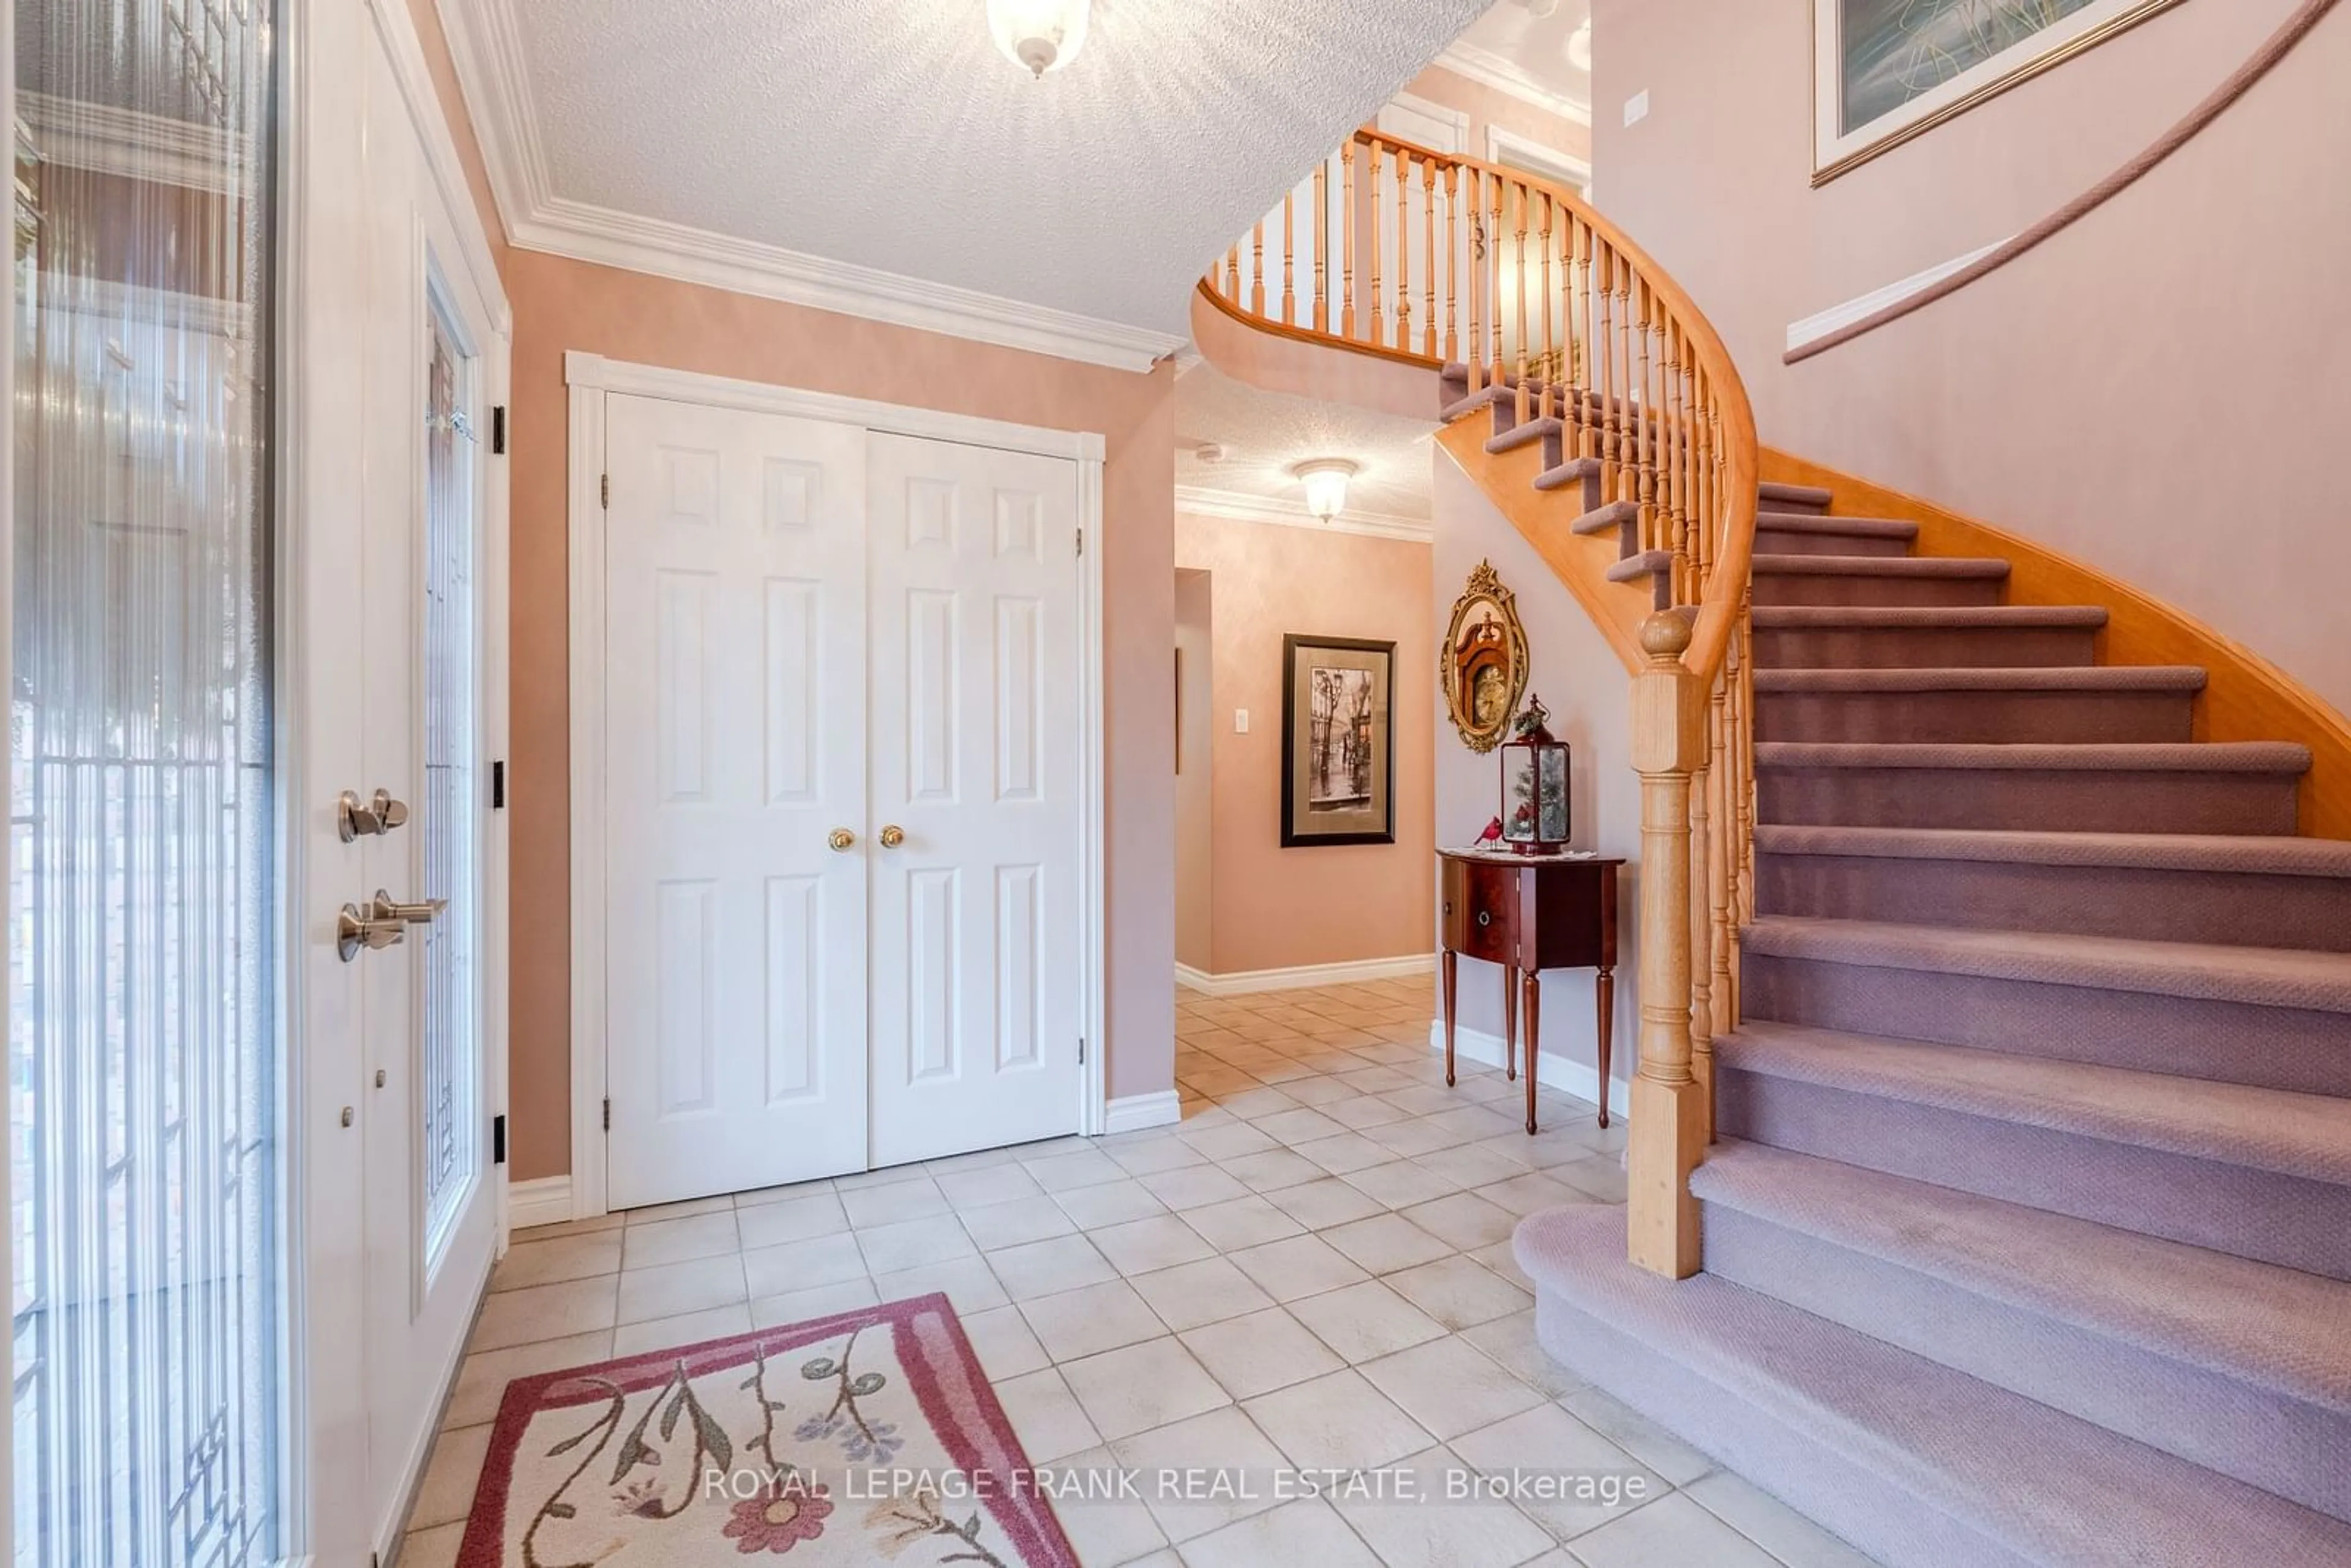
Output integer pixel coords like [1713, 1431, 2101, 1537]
[10, 2, 280, 1565]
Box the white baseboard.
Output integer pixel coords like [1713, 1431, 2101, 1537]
[1428, 1021, 1631, 1121]
[506, 1174, 575, 1231]
[1103, 1090, 1183, 1135]
[1176, 953, 1436, 997]
[1785, 236, 2011, 354]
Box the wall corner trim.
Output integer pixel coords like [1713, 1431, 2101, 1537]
[1103, 1091, 1184, 1136]
[1176, 954, 1435, 997]
[506, 1174, 575, 1231]
[1428, 1021, 1630, 1120]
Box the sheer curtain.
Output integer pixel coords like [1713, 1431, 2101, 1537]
[10, 2, 279, 1564]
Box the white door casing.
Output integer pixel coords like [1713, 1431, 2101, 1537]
[564, 355, 1109, 1220]
[867, 434, 1086, 1168]
[602, 395, 871, 1209]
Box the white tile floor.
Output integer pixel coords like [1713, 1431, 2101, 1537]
[396, 977, 1880, 1567]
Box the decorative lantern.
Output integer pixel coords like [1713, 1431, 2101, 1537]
[1499, 696, 1571, 854]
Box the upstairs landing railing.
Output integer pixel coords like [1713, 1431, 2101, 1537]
[1201, 127, 1760, 1278]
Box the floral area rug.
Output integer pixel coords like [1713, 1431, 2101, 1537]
[459, 1292, 1078, 1566]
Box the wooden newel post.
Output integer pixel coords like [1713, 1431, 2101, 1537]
[1627, 609, 1708, 1280]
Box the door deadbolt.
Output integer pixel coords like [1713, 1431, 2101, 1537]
[337, 788, 412, 842]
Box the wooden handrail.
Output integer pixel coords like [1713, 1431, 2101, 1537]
[1205, 125, 1760, 1281]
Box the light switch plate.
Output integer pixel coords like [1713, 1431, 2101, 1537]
[1234, 708, 1250, 733]
[1624, 89, 1650, 127]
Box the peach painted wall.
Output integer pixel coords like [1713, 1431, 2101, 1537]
[1174, 571, 1215, 973]
[1174, 512, 1434, 976]
[1404, 63, 1592, 169]
[1592, 0, 2351, 715]
[1431, 459, 1638, 1104]
[404, 0, 1177, 1184]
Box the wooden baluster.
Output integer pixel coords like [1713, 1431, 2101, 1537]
[1394, 146, 1411, 351]
[1572, 223, 1594, 459]
[1538, 193, 1554, 421]
[1594, 244, 1615, 497]
[1464, 168, 1482, 395]
[1251, 217, 1265, 317]
[1629, 609, 1707, 1280]
[1664, 317, 1683, 595]
[1444, 165, 1459, 366]
[1737, 582, 1757, 929]
[1634, 280, 1656, 552]
[1490, 173, 1506, 389]
[1313, 160, 1329, 332]
[1281, 192, 1295, 325]
[1616, 261, 1637, 516]
[1712, 629, 1739, 1047]
[1368, 143, 1384, 348]
[1700, 663, 1728, 1139]
[1341, 140, 1356, 341]
[1689, 678, 1714, 1141]
[1513, 181, 1531, 427]
[1423, 155, 1439, 359]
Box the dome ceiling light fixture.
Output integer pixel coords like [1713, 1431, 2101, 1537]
[1292, 459, 1360, 525]
[1567, 18, 1593, 72]
[988, 0, 1092, 78]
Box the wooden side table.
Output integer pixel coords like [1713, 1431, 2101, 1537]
[1438, 849, 1624, 1133]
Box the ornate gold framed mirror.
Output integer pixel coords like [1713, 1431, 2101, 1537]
[1442, 561, 1529, 754]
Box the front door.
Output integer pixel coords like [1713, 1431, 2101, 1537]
[352, 26, 501, 1550]
[601, 394, 872, 1209]
[866, 433, 1085, 1166]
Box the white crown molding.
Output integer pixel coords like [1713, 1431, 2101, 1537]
[1785, 236, 2012, 356]
[1176, 483, 1433, 544]
[436, 0, 1180, 373]
[1177, 953, 1435, 997]
[1428, 1021, 1630, 1120]
[1434, 40, 1594, 128]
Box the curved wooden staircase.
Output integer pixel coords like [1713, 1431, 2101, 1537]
[1199, 124, 2351, 1568]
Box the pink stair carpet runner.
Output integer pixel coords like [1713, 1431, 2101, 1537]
[1451, 381, 2351, 1567]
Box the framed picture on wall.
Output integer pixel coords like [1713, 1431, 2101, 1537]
[1280, 634, 1396, 849]
[1813, 0, 2184, 182]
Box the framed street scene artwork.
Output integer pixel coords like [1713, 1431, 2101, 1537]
[1281, 634, 1396, 848]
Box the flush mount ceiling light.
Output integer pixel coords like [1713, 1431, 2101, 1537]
[1292, 459, 1360, 525]
[1567, 18, 1593, 71]
[989, 0, 1091, 77]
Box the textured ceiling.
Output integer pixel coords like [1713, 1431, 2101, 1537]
[507, 0, 1493, 336]
[1454, 0, 1592, 110]
[1174, 364, 1436, 522]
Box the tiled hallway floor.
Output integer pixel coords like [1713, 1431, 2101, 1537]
[398, 978, 1877, 1567]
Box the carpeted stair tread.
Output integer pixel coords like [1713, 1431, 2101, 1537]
[1744, 914, 2351, 1013]
[1754, 824, 2351, 878]
[1485, 415, 1561, 454]
[1691, 1141, 2351, 1416]
[1755, 740, 2311, 773]
[1755, 512, 1919, 541]
[1605, 549, 1675, 584]
[1719, 1021, 2351, 1187]
[1752, 604, 2110, 629]
[1753, 666, 2206, 694]
[1753, 554, 2011, 579]
[1535, 456, 1600, 492]
[1759, 481, 1834, 510]
[1513, 1204, 2351, 1567]
[1570, 500, 1639, 536]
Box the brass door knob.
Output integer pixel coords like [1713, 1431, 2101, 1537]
[828, 828, 857, 852]
[879, 825, 906, 849]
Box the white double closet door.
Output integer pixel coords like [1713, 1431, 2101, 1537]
[602, 394, 1084, 1209]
